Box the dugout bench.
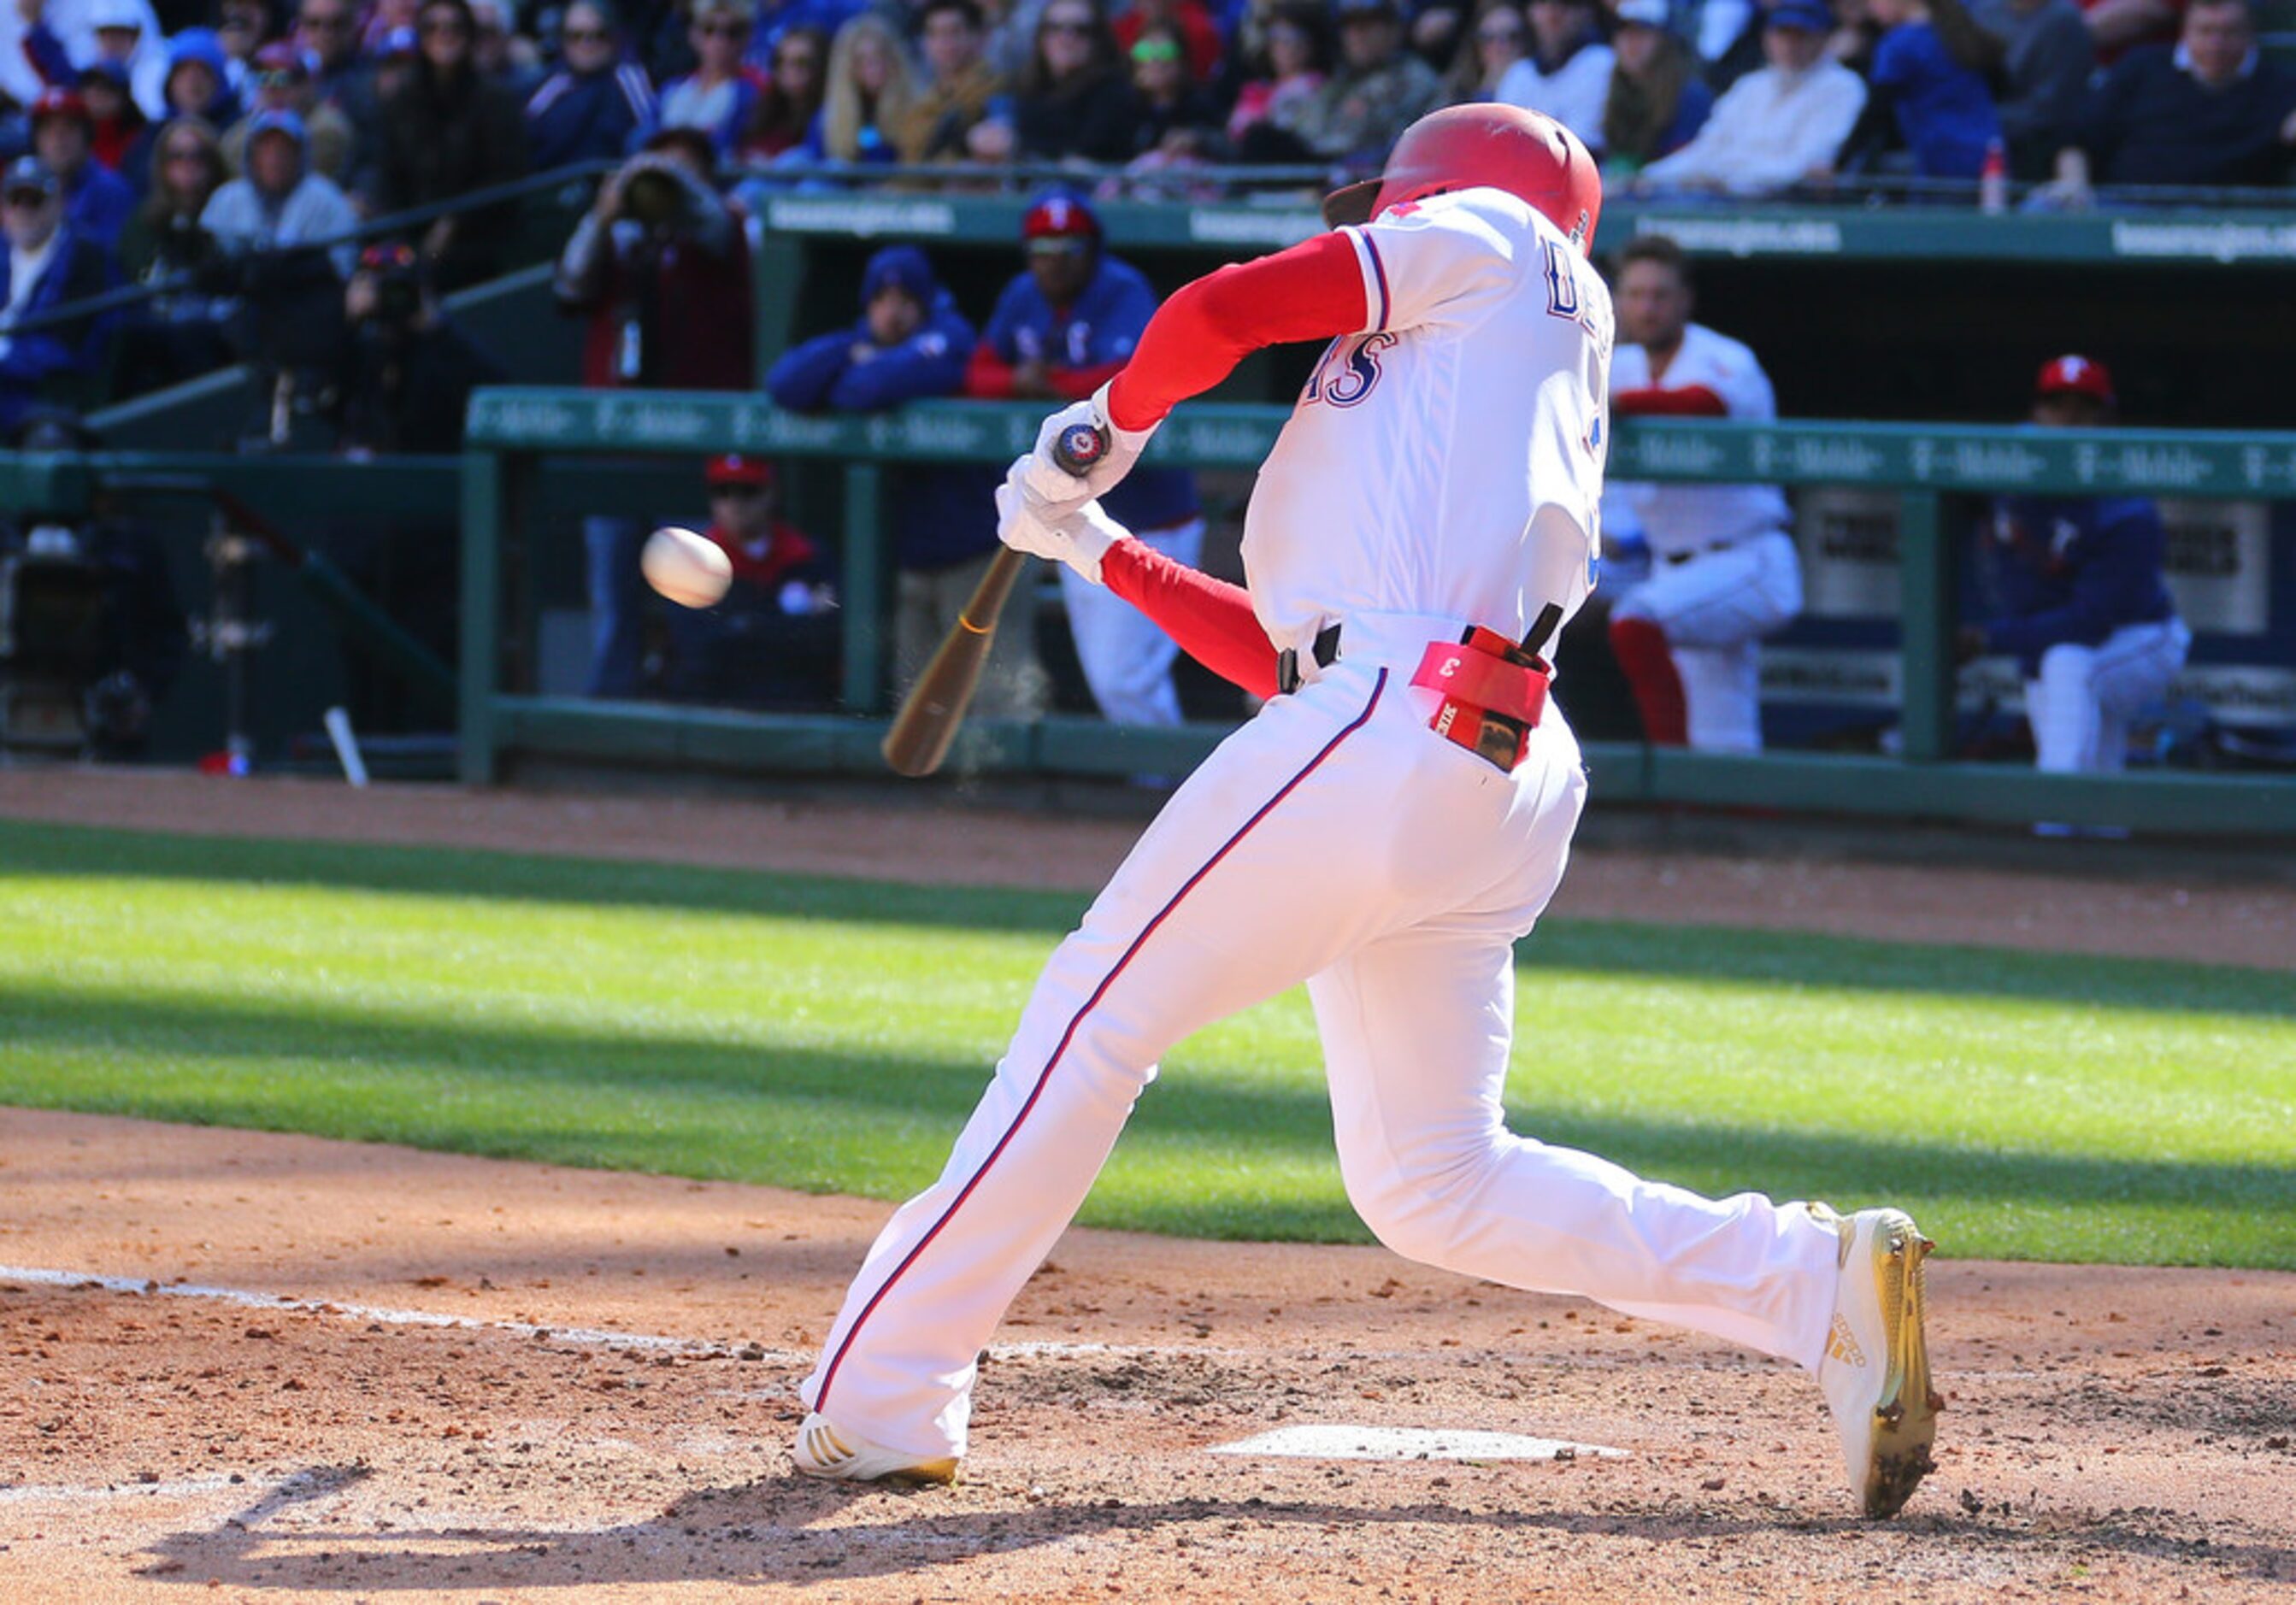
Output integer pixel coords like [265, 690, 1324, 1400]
[461, 390, 2296, 837]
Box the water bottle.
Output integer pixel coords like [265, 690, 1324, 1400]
[1979, 138, 2008, 215]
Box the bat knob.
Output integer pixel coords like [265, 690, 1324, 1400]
[1052, 422, 1109, 476]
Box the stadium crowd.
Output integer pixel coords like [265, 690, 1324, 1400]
[0, 0, 2284, 427]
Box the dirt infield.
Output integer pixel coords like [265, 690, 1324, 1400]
[1, 769, 2293, 1602]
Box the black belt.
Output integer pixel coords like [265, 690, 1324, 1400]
[1662, 540, 1743, 566]
[1275, 622, 1344, 694]
[1273, 604, 1565, 697]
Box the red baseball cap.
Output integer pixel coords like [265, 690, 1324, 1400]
[29, 87, 90, 126]
[2035, 354, 2115, 405]
[1021, 191, 1098, 250]
[705, 452, 775, 488]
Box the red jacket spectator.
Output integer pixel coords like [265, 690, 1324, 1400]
[556, 139, 755, 391]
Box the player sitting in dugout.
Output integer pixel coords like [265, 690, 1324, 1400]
[657, 452, 839, 710]
[1603, 232, 1802, 754]
[964, 191, 1205, 729]
[1958, 356, 2190, 777]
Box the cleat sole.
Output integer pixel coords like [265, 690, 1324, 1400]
[1862, 1218, 1940, 1520]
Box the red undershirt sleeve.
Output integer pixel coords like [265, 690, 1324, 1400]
[1611, 384, 1728, 417]
[1084, 230, 1369, 697]
[1102, 537, 1280, 701]
[1104, 230, 1370, 431]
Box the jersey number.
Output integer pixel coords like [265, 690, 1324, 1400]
[1302, 332, 1397, 409]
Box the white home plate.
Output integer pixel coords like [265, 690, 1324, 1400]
[1210, 1425, 1627, 1463]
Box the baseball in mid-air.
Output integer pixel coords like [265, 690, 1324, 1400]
[640, 526, 732, 608]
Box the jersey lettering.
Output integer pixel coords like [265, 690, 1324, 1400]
[1303, 332, 1397, 409]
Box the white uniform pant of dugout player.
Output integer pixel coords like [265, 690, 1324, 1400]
[1058, 516, 1206, 726]
[801, 610, 1845, 1462]
[1610, 531, 1802, 754]
[2027, 617, 2191, 773]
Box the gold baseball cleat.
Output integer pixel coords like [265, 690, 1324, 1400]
[792, 1412, 960, 1486]
[1814, 1205, 1942, 1519]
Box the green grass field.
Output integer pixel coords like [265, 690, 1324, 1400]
[1, 819, 2290, 1269]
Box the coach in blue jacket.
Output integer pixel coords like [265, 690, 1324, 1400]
[965, 191, 1204, 727]
[1957, 356, 2189, 775]
[768, 244, 1048, 720]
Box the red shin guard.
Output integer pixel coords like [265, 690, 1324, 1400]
[1608, 615, 1689, 746]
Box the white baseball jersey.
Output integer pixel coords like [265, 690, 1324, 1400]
[799, 191, 1852, 1479]
[1244, 189, 1613, 654]
[1610, 321, 1790, 557]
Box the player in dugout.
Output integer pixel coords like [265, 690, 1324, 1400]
[965, 191, 1205, 728]
[1604, 232, 1802, 753]
[791, 104, 1941, 1523]
[1959, 355, 2190, 779]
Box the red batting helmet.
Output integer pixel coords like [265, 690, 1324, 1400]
[1321, 104, 1601, 255]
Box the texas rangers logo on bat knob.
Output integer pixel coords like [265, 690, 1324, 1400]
[1053, 422, 1109, 475]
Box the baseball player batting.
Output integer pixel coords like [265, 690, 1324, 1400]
[793, 104, 1940, 1520]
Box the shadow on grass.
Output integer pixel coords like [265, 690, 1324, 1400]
[132, 1464, 2296, 1593]
[4, 820, 2292, 1020]
[3, 983, 2287, 1261]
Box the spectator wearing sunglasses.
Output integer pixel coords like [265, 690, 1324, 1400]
[527, 0, 657, 168]
[642, 0, 768, 156]
[224, 42, 357, 184]
[374, 0, 531, 290]
[655, 453, 840, 708]
[1441, 0, 1526, 104]
[1015, 0, 1144, 162]
[741, 23, 830, 159]
[0, 158, 119, 436]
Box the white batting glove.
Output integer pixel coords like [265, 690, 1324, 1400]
[1021, 380, 1157, 508]
[996, 454, 1126, 586]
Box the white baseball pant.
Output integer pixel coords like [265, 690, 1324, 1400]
[1610, 531, 1803, 754]
[800, 609, 1844, 1461]
[1057, 517, 1207, 726]
[2027, 617, 2191, 773]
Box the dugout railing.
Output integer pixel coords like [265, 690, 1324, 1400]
[461, 389, 2296, 836]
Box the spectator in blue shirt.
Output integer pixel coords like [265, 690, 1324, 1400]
[1957, 356, 2189, 774]
[527, 1, 658, 168]
[29, 90, 133, 251]
[2047, 0, 2296, 194]
[1865, 0, 2001, 176]
[964, 191, 1205, 728]
[769, 244, 1048, 720]
[0, 159, 119, 435]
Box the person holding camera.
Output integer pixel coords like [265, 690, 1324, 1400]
[334, 238, 505, 456]
[559, 126, 756, 698]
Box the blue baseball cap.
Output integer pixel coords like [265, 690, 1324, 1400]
[1766, 0, 1833, 31]
[861, 244, 937, 307]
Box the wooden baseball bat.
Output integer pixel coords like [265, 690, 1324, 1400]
[880, 546, 1029, 777]
[880, 420, 1110, 779]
